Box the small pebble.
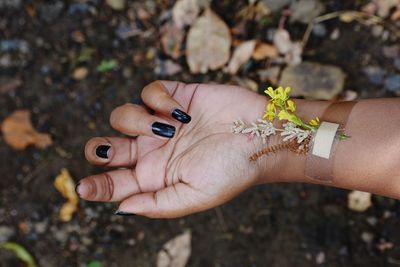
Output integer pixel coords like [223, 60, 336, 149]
[384, 75, 400, 92]
[312, 23, 327, 37]
[316, 251, 325, 265]
[363, 66, 386, 85]
[0, 225, 15, 242]
[361, 232, 374, 244]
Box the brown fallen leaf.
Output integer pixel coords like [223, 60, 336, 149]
[273, 29, 303, 66]
[252, 43, 278, 60]
[160, 22, 185, 59]
[225, 40, 256, 74]
[54, 168, 79, 222]
[186, 8, 231, 73]
[157, 231, 191, 267]
[374, 0, 399, 18]
[1, 110, 52, 150]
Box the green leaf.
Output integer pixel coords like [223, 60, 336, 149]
[87, 260, 102, 267]
[96, 60, 118, 72]
[339, 133, 351, 140]
[0, 242, 37, 267]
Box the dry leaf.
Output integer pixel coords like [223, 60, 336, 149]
[186, 8, 231, 73]
[106, 0, 125, 10]
[157, 231, 191, 267]
[160, 23, 184, 59]
[252, 43, 278, 60]
[348, 190, 372, 212]
[273, 29, 302, 66]
[54, 168, 79, 222]
[225, 40, 256, 74]
[1, 110, 52, 150]
[374, 0, 399, 18]
[161, 22, 185, 59]
[237, 1, 271, 20]
[285, 41, 303, 66]
[273, 29, 292, 55]
[172, 0, 202, 29]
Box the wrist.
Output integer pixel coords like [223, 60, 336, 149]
[242, 95, 331, 185]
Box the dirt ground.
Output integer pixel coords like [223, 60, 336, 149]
[1, 0, 400, 266]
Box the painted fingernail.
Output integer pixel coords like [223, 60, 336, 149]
[115, 210, 136, 217]
[75, 182, 81, 197]
[171, 109, 191, 124]
[96, 145, 110, 159]
[152, 122, 176, 138]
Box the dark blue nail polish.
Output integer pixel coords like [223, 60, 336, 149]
[152, 122, 175, 138]
[115, 210, 136, 216]
[96, 145, 110, 159]
[171, 109, 191, 124]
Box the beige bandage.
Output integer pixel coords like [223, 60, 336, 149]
[305, 101, 357, 182]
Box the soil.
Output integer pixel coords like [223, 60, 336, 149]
[1, 0, 400, 266]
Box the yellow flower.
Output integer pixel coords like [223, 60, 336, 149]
[263, 103, 276, 121]
[286, 100, 296, 112]
[278, 110, 293, 121]
[264, 87, 276, 98]
[309, 117, 320, 126]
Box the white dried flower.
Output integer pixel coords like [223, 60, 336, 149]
[281, 122, 311, 144]
[231, 119, 246, 134]
[231, 118, 277, 143]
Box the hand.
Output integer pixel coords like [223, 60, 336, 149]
[77, 81, 273, 218]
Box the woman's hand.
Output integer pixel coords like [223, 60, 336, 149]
[77, 81, 275, 218]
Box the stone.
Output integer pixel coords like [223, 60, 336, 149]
[39, 2, 65, 23]
[279, 62, 345, 100]
[394, 58, 400, 71]
[261, 0, 294, 12]
[312, 23, 327, 37]
[0, 0, 21, 8]
[363, 66, 386, 85]
[0, 225, 15, 242]
[384, 74, 400, 93]
[290, 0, 325, 24]
[361, 232, 374, 244]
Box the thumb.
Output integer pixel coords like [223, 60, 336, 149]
[115, 183, 206, 218]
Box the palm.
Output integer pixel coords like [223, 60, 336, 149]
[134, 84, 265, 215]
[81, 82, 267, 217]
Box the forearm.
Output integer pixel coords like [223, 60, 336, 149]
[256, 97, 400, 199]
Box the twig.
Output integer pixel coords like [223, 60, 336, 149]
[301, 10, 394, 50]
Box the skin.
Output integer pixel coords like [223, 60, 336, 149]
[77, 81, 400, 218]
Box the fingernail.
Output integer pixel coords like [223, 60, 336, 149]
[171, 109, 191, 124]
[115, 210, 136, 216]
[152, 122, 175, 138]
[75, 182, 81, 197]
[96, 145, 110, 159]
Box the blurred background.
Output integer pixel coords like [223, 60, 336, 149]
[1, 0, 400, 266]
